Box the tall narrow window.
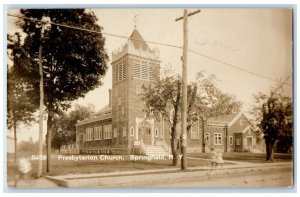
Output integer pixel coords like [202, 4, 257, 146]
[104, 124, 112, 139]
[205, 134, 210, 145]
[94, 127, 99, 140]
[123, 126, 127, 137]
[130, 127, 134, 136]
[229, 136, 233, 145]
[85, 128, 93, 141]
[155, 128, 159, 137]
[113, 128, 117, 138]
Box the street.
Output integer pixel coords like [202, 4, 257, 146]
[7, 162, 293, 189]
[159, 166, 293, 188]
[91, 163, 293, 188]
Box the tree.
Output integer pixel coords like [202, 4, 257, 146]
[142, 71, 242, 166]
[52, 104, 95, 152]
[251, 84, 292, 161]
[14, 9, 109, 172]
[7, 33, 37, 186]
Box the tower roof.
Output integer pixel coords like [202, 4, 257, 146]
[128, 29, 149, 51]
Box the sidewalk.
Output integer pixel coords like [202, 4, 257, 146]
[46, 158, 292, 188]
[6, 177, 60, 189]
[7, 158, 293, 188]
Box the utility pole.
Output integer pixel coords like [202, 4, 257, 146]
[37, 16, 51, 177]
[176, 9, 200, 170]
[37, 22, 45, 178]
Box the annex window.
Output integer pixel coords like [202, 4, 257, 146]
[246, 136, 253, 146]
[191, 121, 200, 139]
[229, 136, 233, 145]
[85, 128, 93, 141]
[205, 133, 210, 145]
[103, 124, 112, 139]
[214, 133, 222, 145]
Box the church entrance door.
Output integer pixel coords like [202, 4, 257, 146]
[138, 121, 152, 145]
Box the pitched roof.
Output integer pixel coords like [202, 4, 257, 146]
[76, 104, 112, 126]
[128, 29, 149, 51]
[207, 112, 242, 127]
[95, 104, 111, 116]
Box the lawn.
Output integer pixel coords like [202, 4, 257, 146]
[188, 152, 293, 163]
[7, 152, 292, 180]
[7, 154, 211, 179]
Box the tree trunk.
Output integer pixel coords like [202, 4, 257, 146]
[265, 139, 275, 162]
[13, 123, 17, 187]
[201, 117, 206, 153]
[181, 138, 187, 170]
[171, 138, 179, 166]
[46, 114, 53, 173]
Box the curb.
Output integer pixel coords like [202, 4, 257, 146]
[45, 162, 292, 188]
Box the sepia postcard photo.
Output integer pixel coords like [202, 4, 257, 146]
[5, 6, 294, 190]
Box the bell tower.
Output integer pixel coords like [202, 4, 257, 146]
[111, 29, 160, 149]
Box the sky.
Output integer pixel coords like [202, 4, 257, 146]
[6, 8, 293, 151]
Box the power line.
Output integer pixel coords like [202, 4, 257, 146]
[7, 13, 292, 87]
[188, 49, 292, 87]
[7, 13, 182, 50]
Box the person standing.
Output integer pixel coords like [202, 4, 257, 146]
[216, 151, 224, 168]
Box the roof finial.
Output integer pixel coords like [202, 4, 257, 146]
[134, 14, 138, 29]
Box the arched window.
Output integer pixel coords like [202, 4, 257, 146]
[130, 127, 134, 136]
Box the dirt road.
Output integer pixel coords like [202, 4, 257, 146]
[94, 165, 293, 188]
[159, 167, 293, 188]
[7, 163, 293, 189]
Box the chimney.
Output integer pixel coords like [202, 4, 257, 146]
[232, 107, 238, 114]
[108, 89, 112, 107]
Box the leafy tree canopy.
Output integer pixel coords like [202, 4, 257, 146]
[52, 104, 95, 147]
[142, 70, 242, 129]
[7, 32, 37, 130]
[251, 83, 293, 159]
[16, 9, 109, 114]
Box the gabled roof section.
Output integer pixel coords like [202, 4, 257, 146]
[76, 104, 112, 126]
[128, 29, 149, 51]
[207, 112, 242, 127]
[207, 112, 258, 130]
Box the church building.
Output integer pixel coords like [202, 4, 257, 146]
[75, 29, 263, 155]
[76, 29, 171, 155]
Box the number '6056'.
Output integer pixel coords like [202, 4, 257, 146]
[31, 155, 47, 160]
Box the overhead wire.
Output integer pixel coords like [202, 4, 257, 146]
[7, 13, 292, 87]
